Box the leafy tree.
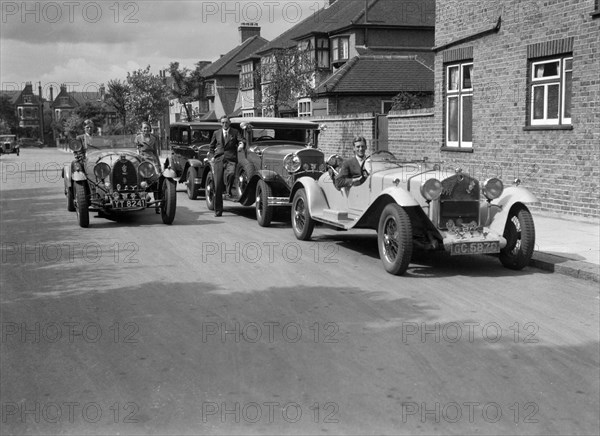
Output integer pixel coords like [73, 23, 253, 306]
[169, 61, 205, 121]
[257, 47, 316, 117]
[105, 79, 129, 128]
[63, 114, 84, 138]
[74, 101, 105, 127]
[125, 66, 169, 127]
[0, 94, 18, 133]
[391, 91, 434, 111]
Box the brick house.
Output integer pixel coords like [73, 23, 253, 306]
[13, 82, 45, 138]
[238, 0, 435, 117]
[387, 0, 599, 219]
[199, 23, 268, 120]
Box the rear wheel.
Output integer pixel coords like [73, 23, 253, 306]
[205, 171, 215, 211]
[499, 206, 535, 270]
[66, 186, 75, 211]
[186, 167, 198, 200]
[74, 182, 89, 228]
[377, 204, 412, 275]
[291, 189, 314, 240]
[255, 180, 273, 227]
[161, 179, 177, 224]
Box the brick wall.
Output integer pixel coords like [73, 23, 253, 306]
[429, 0, 599, 219]
[387, 108, 437, 160]
[308, 113, 375, 157]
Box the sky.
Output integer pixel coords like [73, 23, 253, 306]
[1, 0, 328, 99]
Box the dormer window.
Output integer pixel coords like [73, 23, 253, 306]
[23, 96, 31, 103]
[60, 97, 69, 105]
[331, 36, 349, 65]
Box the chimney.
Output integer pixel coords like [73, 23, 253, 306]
[99, 83, 105, 101]
[49, 85, 54, 102]
[239, 22, 260, 43]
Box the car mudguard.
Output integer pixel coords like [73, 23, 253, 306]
[290, 177, 329, 217]
[180, 159, 205, 183]
[486, 186, 539, 235]
[161, 168, 177, 179]
[376, 186, 421, 207]
[258, 169, 279, 182]
[72, 170, 87, 182]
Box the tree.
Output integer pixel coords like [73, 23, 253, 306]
[0, 94, 18, 133]
[74, 101, 105, 127]
[63, 114, 84, 138]
[169, 61, 205, 121]
[125, 66, 169, 127]
[105, 79, 129, 127]
[257, 47, 316, 117]
[391, 91, 434, 111]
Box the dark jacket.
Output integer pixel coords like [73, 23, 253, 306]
[209, 128, 243, 161]
[335, 156, 364, 189]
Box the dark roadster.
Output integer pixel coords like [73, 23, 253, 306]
[62, 140, 177, 228]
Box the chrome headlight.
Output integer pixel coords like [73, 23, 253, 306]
[138, 161, 156, 179]
[483, 178, 503, 200]
[283, 153, 301, 173]
[69, 139, 82, 152]
[94, 162, 110, 180]
[420, 178, 443, 201]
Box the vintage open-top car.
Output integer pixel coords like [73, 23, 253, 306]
[165, 121, 221, 199]
[62, 140, 177, 228]
[0, 135, 19, 155]
[290, 151, 538, 275]
[204, 117, 326, 226]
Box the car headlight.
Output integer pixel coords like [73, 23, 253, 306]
[483, 178, 503, 200]
[69, 140, 82, 152]
[138, 161, 156, 179]
[420, 178, 443, 201]
[94, 162, 110, 180]
[283, 153, 301, 173]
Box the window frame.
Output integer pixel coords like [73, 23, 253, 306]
[331, 36, 350, 64]
[444, 61, 473, 149]
[297, 98, 312, 117]
[529, 55, 572, 127]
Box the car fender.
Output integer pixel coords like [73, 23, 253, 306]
[258, 169, 279, 183]
[352, 190, 420, 229]
[161, 168, 177, 179]
[62, 165, 72, 193]
[180, 159, 204, 183]
[487, 186, 539, 235]
[290, 177, 328, 216]
[72, 170, 87, 182]
[377, 186, 421, 207]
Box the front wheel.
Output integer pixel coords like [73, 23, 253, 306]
[66, 186, 75, 211]
[205, 171, 215, 211]
[499, 206, 535, 270]
[186, 167, 199, 200]
[161, 179, 177, 225]
[255, 180, 273, 227]
[377, 204, 412, 275]
[291, 189, 315, 240]
[74, 182, 89, 228]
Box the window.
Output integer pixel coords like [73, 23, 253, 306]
[298, 99, 312, 117]
[529, 56, 572, 126]
[242, 110, 255, 117]
[297, 39, 315, 72]
[205, 81, 215, 97]
[60, 97, 69, 105]
[331, 36, 349, 63]
[316, 38, 330, 69]
[24, 96, 31, 103]
[240, 63, 254, 90]
[445, 62, 473, 148]
[261, 54, 276, 83]
[381, 101, 394, 114]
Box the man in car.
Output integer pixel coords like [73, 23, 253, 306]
[335, 135, 368, 190]
[209, 115, 245, 217]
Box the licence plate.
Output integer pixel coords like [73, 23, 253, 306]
[112, 199, 146, 209]
[450, 241, 500, 255]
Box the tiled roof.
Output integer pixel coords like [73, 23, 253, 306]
[315, 55, 434, 94]
[256, 0, 434, 54]
[201, 35, 269, 77]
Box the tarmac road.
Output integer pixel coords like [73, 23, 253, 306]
[1, 149, 598, 435]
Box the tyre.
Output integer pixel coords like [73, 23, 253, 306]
[187, 167, 198, 200]
[377, 204, 412, 275]
[499, 206, 535, 270]
[161, 179, 177, 225]
[66, 186, 75, 212]
[255, 180, 273, 227]
[74, 182, 89, 228]
[205, 171, 215, 211]
[291, 189, 315, 240]
[237, 160, 256, 197]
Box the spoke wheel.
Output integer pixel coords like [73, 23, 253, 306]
[377, 204, 412, 275]
[161, 179, 177, 225]
[186, 167, 198, 200]
[255, 180, 273, 227]
[74, 182, 89, 228]
[205, 171, 215, 211]
[292, 189, 315, 240]
[499, 206, 535, 270]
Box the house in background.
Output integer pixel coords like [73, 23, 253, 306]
[198, 23, 268, 120]
[388, 0, 599, 219]
[13, 82, 45, 139]
[239, 0, 435, 117]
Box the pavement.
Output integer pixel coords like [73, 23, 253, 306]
[530, 211, 600, 283]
